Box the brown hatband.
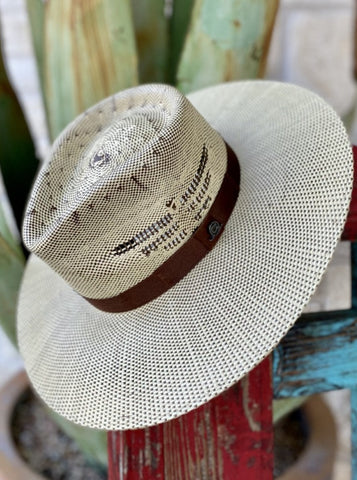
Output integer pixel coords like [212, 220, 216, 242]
[85, 142, 240, 313]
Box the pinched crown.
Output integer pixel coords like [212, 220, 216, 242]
[23, 84, 227, 299]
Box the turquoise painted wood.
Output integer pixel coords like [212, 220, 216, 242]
[273, 242, 357, 479]
[273, 309, 357, 397]
[273, 313, 357, 479]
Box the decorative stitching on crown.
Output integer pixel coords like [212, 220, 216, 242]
[108, 143, 214, 262]
[194, 196, 212, 221]
[179, 145, 208, 205]
[139, 143, 212, 257]
[111, 214, 173, 256]
[164, 229, 188, 251]
[187, 171, 211, 212]
[142, 223, 184, 256]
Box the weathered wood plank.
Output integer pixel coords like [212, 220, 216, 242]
[108, 357, 273, 480]
[176, 0, 279, 94]
[273, 310, 357, 398]
[341, 145, 357, 241]
[44, 0, 138, 139]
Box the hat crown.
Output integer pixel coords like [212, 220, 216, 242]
[23, 84, 227, 299]
[78, 107, 167, 193]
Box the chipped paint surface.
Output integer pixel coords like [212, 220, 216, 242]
[273, 310, 357, 397]
[108, 357, 273, 479]
[242, 376, 261, 432]
[342, 146, 357, 242]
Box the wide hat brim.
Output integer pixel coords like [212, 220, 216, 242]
[17, 81, 353, 430]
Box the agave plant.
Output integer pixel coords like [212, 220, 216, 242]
[0, 0, 279, 469]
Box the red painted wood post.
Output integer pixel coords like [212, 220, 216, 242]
[107, 356, 273, 480]
[341, 145, 357, 241]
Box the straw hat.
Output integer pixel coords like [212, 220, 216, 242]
[18, 81, 353, 430]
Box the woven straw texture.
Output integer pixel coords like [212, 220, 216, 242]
[18, 81, 353, 430]
[23, 85, 227, 299]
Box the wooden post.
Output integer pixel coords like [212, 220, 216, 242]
[341, 146, 357, 242]
[107, 357, 273, 480]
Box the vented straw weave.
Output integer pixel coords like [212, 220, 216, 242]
[23, 85, 226, 299]
[18, 81, 353, 430]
